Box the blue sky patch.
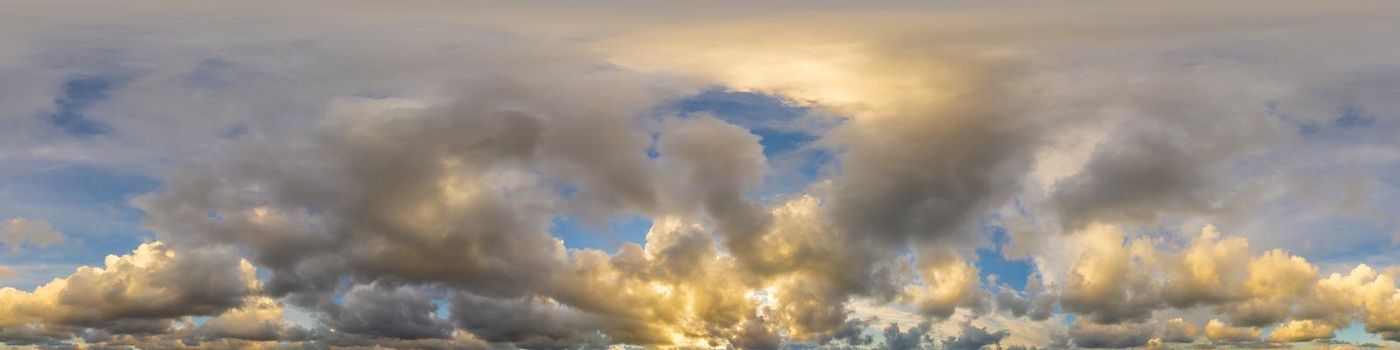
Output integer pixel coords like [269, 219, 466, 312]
[678, 88, 808, 124]
[46, 75, 126, 137]
[1335, 106, 1375, 128]
[975, 226, 1034, 291]
[673, 87, 828, 157]
[550, 215, 653, 253]
[670, 87, 840, 198]
[0, 164, 160, 288]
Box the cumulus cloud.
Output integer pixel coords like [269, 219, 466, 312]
[654, 115, 770, 269]
[879, 322, 931, 350]
[1205, 319, 1261, 342]
[1160, 225, 1251, 308]
[1267, 319, 1336, 343]
[909, 250, 989, 319]
[134, 66, 614, 298]
[1019, 224, 1400, 348]
[1058, 224, 1162, 324]
[323, 283, 455, 340]
[0, 242, 255, 332]
[450, 292, 596, 348]
[1308, 265, 1400, 341]
[198, 296, 304, 342]
[1159, 318, 1202, 344]
[1069, 319, 1155, 349]
[995, 275, 1057, 322]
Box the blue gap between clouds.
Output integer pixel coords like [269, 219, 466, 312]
[674, 87, 835, 198]
[547, 185, 653, 253]
[46, 75, 126, 137]
[0, 165, 160, 290]
[1270, 101, 1377, 137]
[675, 87, 822, 158]
[550, 215, 653, 254]
[553, 87, 837, 251]
[14, 165, 158, 257]
[1336, 321, 1385, 344]
[975, 225, 1033, 291]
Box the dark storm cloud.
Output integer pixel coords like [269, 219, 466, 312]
[941, 323, 1011, 350]
[879, 322, 931, 350]
[323, 283, 455, 340]
[450, 292, 597, 348]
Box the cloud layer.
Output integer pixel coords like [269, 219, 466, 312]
[2, 1, 1400, 349]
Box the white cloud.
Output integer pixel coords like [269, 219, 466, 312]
[0, 218, 65, 251]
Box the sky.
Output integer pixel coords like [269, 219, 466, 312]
[1, 1, 1400, 349]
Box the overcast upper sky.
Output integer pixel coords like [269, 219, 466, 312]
[2, 1, 1400, 349]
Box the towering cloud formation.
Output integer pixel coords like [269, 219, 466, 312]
[1, 1, 1399, 349]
